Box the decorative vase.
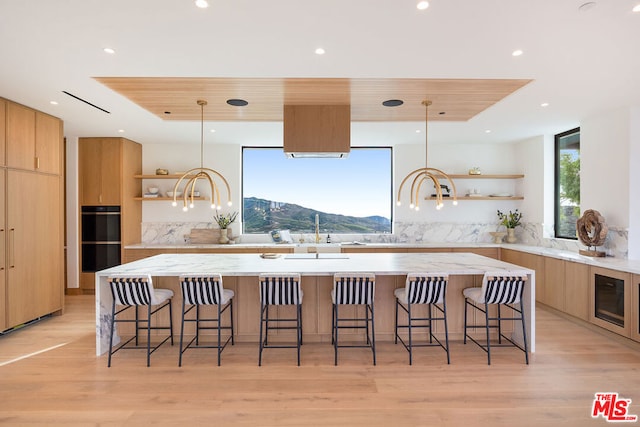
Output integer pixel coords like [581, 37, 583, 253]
[219, 228, 229, 244]
[489, 231, 507, 244]
[506, 228, 517, 243]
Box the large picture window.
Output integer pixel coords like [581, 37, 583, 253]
[554, 128, 580, 239]
[242, 147, 392, 234]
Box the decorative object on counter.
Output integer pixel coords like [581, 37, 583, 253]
[489, 231, 507, 244]
[469, 167, 482, 175]
[577, 209, 608, 257]
[396, 100, 458, 211]
[214, 211, 238, 244]
[189, 229, 219, 244]
[171, 100, 232, 212]
[497, 209, 522, 243]
[147, 187, 159, 194]
[155, 168, 169, 175]
[270, 229, 292, 243]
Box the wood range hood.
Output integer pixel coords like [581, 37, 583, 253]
[283, 105, 351, 158]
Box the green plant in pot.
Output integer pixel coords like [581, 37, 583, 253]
[497, 209, 522, 243]
[214, 211, 238, 244]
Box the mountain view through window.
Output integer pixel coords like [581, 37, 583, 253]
[242, 147, 392, 234]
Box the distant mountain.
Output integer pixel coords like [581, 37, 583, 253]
[243, 197, 391, 234]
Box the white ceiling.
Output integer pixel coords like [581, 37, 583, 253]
[1, 0, 639, 147]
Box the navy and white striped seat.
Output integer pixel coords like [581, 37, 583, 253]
[394, 273, 450, 364]
[331, 273, 376, 365]
[107, 274, 174, 367]
[178, 274, 235, 366]
[463, 273, 529, 365]
[258, 273, 303, 366]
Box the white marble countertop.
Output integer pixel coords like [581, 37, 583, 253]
[98, 252, 533, 277]
[124, 242, 640, 274]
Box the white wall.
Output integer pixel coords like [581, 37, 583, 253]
[65, 138, 79, 289]
[628, 107, 640, 258]
[581, 108, 631, 229]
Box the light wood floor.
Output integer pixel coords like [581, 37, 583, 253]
[1, 295, 639, 427]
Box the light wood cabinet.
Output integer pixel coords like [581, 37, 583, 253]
[543, 257, 565, 311]
[79, 138, 123, 205]
[35, 112, 63, 174]
[78, 137, 141, 291]
[6, 102, 36, 170]
[500, 249, 545, 302]
[0, 171, 5, 331]
[0, 99, 5, 166]
[6, 170, 63, 327]
[564, 262, 589, 321]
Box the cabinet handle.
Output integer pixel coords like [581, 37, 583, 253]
[9, 228, 15, 268]
[35, 156, 40, 169]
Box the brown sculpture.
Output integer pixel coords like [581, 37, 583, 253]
[576, 209, 608, 257]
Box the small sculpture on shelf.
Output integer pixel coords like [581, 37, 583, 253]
[576, 209, 608, 257]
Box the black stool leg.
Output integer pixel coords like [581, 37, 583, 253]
[179, 300, 187, 367]
[370, 303, 376, 366]
[258, 304, 266, 366]
[108, 301, 117, 367]
[484, 302, 491, 366]
[407, 303, 413, 365]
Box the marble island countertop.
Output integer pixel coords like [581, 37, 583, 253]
[125, 242, 640, 274]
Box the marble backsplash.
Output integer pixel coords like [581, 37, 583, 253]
[141, 221, 629, 258]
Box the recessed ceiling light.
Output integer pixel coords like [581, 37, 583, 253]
[118, 129, 125, 133]
[541, 102, 549, 107]
[227, 99, 248, 107]
[633, 4, 640, 12]
[485, 130, 491, 133]
[315, 48, 325, 55]
[512, 49, 523, 57]
[416, 129, 421, 133]
[382, 99, 403, 107]
[50, 101, 58, 105]
[210, 129, 216, 133]
[417, 1, 429, 10]
[103, 47, 115, 54]
[195, 0, 209, 8]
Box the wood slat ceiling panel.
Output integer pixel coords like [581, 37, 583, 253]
[95, 77, 532, 122]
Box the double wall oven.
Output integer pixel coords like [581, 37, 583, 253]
[81, 206, 121, 273]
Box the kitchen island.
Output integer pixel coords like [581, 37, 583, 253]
[95, 252, 535, 356]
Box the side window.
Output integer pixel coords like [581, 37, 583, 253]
[554, 128, 580, 239]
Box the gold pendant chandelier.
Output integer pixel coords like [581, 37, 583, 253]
[171, 100, 232, 211]
[396, 100, 458, 211]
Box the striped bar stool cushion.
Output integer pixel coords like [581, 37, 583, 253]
[332, 273, 376, 305]
[259, 273, 303, 305]
[395, 273, 448, 305]
[463, 274, 526, 305]
[180, 274, 234, 306]
[109, 274, 173, 306]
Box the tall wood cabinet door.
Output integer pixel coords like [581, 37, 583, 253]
[543, 257, 565, 311]
[99, 139, 122, 205]
[564, 261, 589, 321]
[35, 112, 62, 175]
[6, 102, 36, 170]
[0, 171, 6, 330]
[6, 171, 62, 327]
[0, 99, 6, 166]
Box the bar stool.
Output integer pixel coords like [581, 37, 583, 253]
[394, 273, 450, 365]
[107, 274, 174, 367]
[258, 273, 303, 366]
[331, 273, 376, 366]
[463, 273, 529, 365]
[178, 274, 234, 366]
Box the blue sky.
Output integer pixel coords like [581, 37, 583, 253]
[243, 148, 392, 219]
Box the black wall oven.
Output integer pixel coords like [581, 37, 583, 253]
[81, 206, 121, 272]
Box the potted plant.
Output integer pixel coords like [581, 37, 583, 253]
[213, 211, 238, 244]
[497, 209, 522, 243]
